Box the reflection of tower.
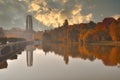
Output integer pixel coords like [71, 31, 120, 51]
[26, 15, 33, 32]
[26, 45, 34, 67]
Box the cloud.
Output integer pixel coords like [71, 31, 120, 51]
[0, 0, 28, 29]
[88, 5, 96, 9]
[112, 14, 120, 20]
[52, 0, 68, 3]
[0, 0, 46, 31]
[29, 3, 40, 11]
[62, 0, 68, 3]
[28, 0, 93, 27]
[0, 0, 93, 30]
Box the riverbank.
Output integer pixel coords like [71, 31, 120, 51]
[87, 41, 120, 46]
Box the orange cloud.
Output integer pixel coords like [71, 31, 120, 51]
[29, 3, 40, 11]
[28, 0, 93, 27]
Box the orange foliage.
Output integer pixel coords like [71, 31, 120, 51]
[109, 19, 120, 41]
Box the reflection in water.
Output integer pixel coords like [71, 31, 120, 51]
[0, 53, 21, 69]
[0, 41, 27, 69]
[36, 42, 120, 67]
[0, 43, 35, 69]
[0, 42, 120, 70]
[26, 45, 35, 67]
[0, 61, 7, 69]
[0, 55, 17, 69]
[0, 42, 120, 80]
[0, 48, 23, 69]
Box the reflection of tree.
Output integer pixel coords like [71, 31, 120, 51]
[9, 55, 17, 60]
[40, 43, 120, 66]
[0, 49, 23, 69]
[109, 47, 120, 66]
[78, 45, 96, 61]
[0, 61, 8, 69]
[0, 54, 18, 69]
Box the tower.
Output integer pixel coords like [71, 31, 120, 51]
[25, 15, 34, 40]
[26, 15, 33, 31]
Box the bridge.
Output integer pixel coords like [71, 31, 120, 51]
[0, 15, 35, 67]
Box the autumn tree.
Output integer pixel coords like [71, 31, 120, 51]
[109, 18, 120, 41]
[83, 29, 95, 43]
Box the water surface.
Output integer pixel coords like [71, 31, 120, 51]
[0, 43, 120, 80]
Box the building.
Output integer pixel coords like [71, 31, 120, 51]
[26, 15, 33, 32]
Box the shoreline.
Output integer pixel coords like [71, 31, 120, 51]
[42, 40, 120, 46]
[86, 41, 120, 46]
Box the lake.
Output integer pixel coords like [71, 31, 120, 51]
[0, 43, 120, 80]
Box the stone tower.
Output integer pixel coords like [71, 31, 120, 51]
[25, 15, 34, 41]
[26, 15, 33, 31]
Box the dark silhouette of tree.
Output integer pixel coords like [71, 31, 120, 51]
[63, 19, 68, 27]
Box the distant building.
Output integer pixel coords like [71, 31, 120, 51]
[26, 15, 34, 41]
[26, 15, 33, 32]
[0, 27, 5, 37]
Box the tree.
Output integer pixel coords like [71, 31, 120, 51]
[83, 29, 94, 43]
[109, 19, 120, 41]
[63, 19, 68, 27]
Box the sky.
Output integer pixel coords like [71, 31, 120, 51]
[0, 0, 120, 31]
